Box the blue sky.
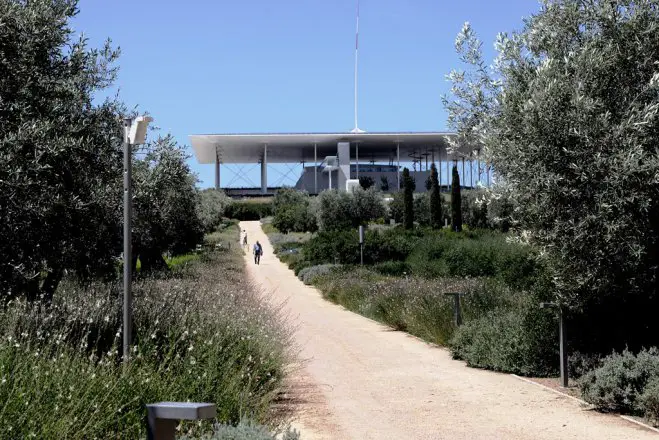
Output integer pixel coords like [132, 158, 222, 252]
[73, 0, 540, 188]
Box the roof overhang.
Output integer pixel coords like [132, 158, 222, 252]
[189, 132, 476, 164]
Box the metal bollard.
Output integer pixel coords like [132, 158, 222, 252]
[146, 402, 216, 440]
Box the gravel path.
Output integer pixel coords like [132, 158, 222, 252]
[240, 221, 657, 440]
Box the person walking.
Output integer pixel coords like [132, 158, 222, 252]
[253, 241, 263, 265]
[242, 231, 248, 251]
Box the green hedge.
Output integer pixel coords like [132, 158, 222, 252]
[225, 201, 273, 220]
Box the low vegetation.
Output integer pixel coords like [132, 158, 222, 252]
[0, 225, 294, 438]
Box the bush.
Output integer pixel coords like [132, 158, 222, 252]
[272, 189, 316, 233]
[639, 377, 659, 426]
[461, 189, 488, 229]
[225, 201, 273, 220]
[449, 305, 558, 377]
[182, 421, 300, 440]
[298, 264, 339, 285]
[373, 261, 410, 277]
[580, 348, 659, 415]
[198, 189, 233, 233]
[0, 227, 292, 438]
[314, 187, 386, 231]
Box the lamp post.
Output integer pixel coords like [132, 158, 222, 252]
[123, 115, 152, 364]
[540, 302, 568, 387]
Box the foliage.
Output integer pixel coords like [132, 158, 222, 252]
[315, 188, 386, 231]
[580, 348, 659, 416]
[271, 188, 316, 233]
[413, 193, 430, 227]
[388, 192, 404, 224]
[297, 264, 339, 285]
[0, 0, 125, 301]
[450, 165, 462, 232]
[0, 227, 293, 438]
[302, 227, 418, 266]
[429, 164, 442, 229]
[639, 377, 659, 427]
[379, 175, 390, 192]
[225, 201, 273, 221]
[132, 135, 204, 271]
[445, 3, 659, 308]
[448, 305, 558, 377]
[182, 421, 300, 440]
[198, 189, 233, 233]
[358, 175, 375, 190]
[402, 168, 415, 229]
[461, 189, 488, 229]
[313, 266, 556, 370]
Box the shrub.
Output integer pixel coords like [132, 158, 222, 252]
[461, 189, 488, 229]
[0, 227, 292, 438]
[359, 176, 375, 189]
[315, 188, 386, 231]
[379, 176, 390, 192]
[414, 193, 430, 226]
[272, 188, 316, 233]
[449, 306, 558, 377]
[198, 189, 233, 233]
[639, 377, 659, 426]
[298, 264, 339, 285]
[580, 348, 659, 415]
[182, 421, 300, 440]
[373, 261, 410, 277]
[225, 201, 273, 220]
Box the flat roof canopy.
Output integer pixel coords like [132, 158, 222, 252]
[189, 132, 475, 164]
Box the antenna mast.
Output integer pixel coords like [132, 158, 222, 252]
[351, 0, 365, 133]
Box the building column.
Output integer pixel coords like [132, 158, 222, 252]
[337, 141, 350, 191]
[462, 157, 465, 189]
[356, 143, 359, 179]
[314, 143, 318, 194]
[396, 142, 401, 191]
[261, 144, 268, 194]
[215, 148, 220, 190]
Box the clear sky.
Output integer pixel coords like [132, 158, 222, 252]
[73, 0, 540, 188]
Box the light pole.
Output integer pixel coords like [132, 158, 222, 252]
[123, 115, 152, 364]
[540, 302, 568, 387]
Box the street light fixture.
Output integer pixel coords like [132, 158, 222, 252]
[540, 302, 568, 387]
[123, 115, 152, 364]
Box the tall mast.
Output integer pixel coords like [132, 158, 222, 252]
[351, 0, 365, 133]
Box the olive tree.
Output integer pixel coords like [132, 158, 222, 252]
[0, 0, 125, 301]
[132, 135, 204, 271]
[444, 1, 659, 308]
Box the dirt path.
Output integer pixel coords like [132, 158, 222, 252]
[240, 221, 657, 440]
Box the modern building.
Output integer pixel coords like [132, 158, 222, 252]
[189, 131, 488, 196]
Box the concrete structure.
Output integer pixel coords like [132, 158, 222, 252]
[189, 132, 486, 194]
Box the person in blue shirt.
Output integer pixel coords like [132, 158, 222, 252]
[253, 241, 263, 265]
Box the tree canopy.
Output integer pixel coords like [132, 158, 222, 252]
[444, 0, 659, 307]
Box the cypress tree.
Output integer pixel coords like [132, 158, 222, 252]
[451, 165, 462, 232]
[402, 168, 415, 229]
[429, 163, 442, 229]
